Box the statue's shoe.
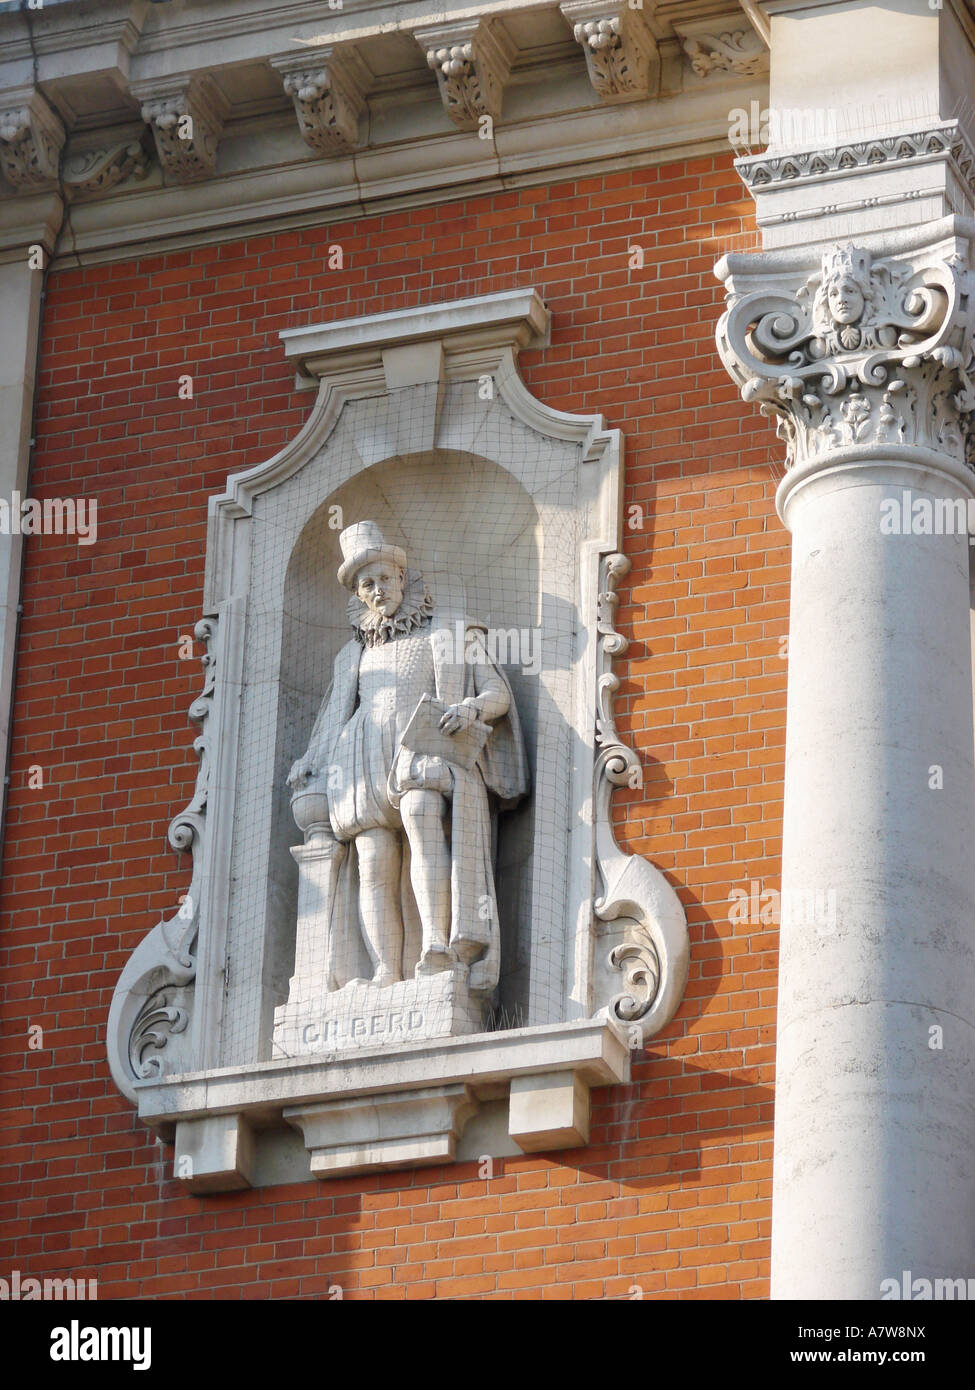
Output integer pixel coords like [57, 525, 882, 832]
[414, 947, 453, 977]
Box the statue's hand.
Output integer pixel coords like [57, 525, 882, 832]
[439, 701, 479, 736]
[287, 755, 318, 791]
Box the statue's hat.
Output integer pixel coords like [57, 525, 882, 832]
[337, 521, 407, 590]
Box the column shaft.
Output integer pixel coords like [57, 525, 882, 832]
[774, 455, 975, 1297]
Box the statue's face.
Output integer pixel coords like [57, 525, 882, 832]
[355, 560, 404, 619]
[827, 274, 865, 325]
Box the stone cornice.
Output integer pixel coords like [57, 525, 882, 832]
[0, 0, 782, 79]
[0, 0, 765, 225]
[0, 74, 754, 264]
[0, 190, 63, 266]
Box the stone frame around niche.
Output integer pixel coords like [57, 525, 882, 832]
[106, 288, 689, 1192]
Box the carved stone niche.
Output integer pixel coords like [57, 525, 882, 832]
[107, 289, 689, 1192]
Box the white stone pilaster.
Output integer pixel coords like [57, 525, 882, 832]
[0, 254, 45, 811]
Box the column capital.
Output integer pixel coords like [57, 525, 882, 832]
[716, 234, 975, 478]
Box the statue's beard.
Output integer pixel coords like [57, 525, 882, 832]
[348, 568, 434, 647]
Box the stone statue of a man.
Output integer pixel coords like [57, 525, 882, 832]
[286, 521, 528, 999]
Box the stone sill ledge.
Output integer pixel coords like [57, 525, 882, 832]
[135, 1017, 632, 1190]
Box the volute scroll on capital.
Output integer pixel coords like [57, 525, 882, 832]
[716, 244, 975, 468]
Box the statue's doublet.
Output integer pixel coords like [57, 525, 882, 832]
[328, 624, 451, 838]
[301, 605, 529, 993]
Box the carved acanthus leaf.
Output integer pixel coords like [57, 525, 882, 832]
[129, 987, 190, 1081]
[608, 926, 661, 1022]
[169, 616, 217, 871]
[63, 141, 151, 199]
[683, 29, 768, 79]
[717, 244, 975, 467]
[594, 552, 641, 806]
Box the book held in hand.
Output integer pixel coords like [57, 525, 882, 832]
[399, 693, 491, 771]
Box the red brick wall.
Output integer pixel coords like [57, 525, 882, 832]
[0, 153, 786, 1299]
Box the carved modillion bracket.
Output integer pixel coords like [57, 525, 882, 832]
[415, 19, 515, 130]
[270, 49, 369, 155]
[135, 74, 228, 184]
[0, 89, 65, 191]
[560, 1, 660, 103]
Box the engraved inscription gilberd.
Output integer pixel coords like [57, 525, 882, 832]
[301, 1009, 426, 1047]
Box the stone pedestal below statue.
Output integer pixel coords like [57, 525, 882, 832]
[272, 968, 485, 1059]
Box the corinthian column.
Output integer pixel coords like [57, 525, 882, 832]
[717, 235, 975, 1298]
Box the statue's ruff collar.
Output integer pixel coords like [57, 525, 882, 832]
[348, 568, 434, 647]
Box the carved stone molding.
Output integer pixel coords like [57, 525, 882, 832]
[593, 551, 688, 1037]
[136, 75, 227, 184]
[681, 28, 768, 79]
[270, 50, 368, 156]
[0, 90, 65, 191]
[107, 617, 218, 1101]
[737, 121, 975, 199]
[415, 19, 514, 129]
[285, 1085, 479, 1177]
[560, 1, 660, 103]
[716, 242, 975, 469]
[63, 140, 151, 200]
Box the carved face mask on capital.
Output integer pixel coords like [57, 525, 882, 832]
[827, 273, 865, 326]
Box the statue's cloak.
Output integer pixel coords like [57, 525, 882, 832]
[302, 614, 529, 996]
